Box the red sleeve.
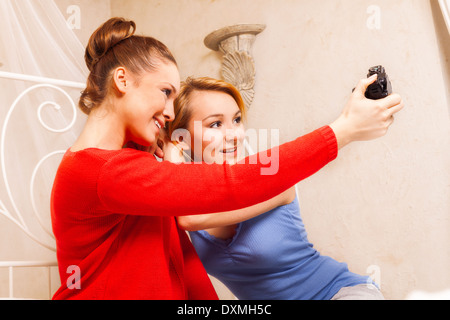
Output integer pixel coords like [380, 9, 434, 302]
[97, 126, 337, 216]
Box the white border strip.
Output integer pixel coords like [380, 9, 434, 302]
[438, 0, 450, 35]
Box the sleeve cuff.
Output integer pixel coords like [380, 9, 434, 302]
[318, 125, 338, 162]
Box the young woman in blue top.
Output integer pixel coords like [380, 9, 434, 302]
[162, 76, 401, 300]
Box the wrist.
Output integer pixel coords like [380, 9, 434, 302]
[329, 116, 353, 150]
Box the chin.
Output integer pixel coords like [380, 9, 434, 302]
[138, 133, 156, 147]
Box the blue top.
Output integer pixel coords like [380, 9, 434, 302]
[189, 196, 373, 300]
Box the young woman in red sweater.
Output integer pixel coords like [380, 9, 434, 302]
[50, 17, 403, 299]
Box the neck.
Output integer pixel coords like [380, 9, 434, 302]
[71, 105, 126, 152]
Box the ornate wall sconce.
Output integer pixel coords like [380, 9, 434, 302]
[204, 24, 266, 108]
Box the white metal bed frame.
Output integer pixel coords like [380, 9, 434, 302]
[0, 70, 85, 299]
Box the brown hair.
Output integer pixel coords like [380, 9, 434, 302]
[166, 77, 246, 140]
[79, 17, 177, 114]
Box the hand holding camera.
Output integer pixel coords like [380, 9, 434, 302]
[330, 65, 404, 149]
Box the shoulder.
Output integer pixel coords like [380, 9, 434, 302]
[56, 148, 157, 183]
[63, 147, 155, 165]
[97, 148, 159, 173]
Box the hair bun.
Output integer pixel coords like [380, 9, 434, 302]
[79, 17, 176, 115]
[85, 17, 136, 71]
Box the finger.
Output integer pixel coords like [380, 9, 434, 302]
[155, 146, 164, 159]
[157, 138, 164, 150]
[386, 99, 404, 116]
[354, 74, 378, 96]
[155, 139, 164, 158]
[381, 93, 402, 108]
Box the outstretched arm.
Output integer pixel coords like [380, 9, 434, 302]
[97, 76, 403, 217]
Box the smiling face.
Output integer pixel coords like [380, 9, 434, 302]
[186, 90, 245, 164]
[119, 60, 180, 147]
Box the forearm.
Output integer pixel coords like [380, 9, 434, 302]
[329, 117, 353, 150]
[177, 187, 296, 231]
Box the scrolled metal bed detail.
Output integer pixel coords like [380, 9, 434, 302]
[0, 70, 85, 299]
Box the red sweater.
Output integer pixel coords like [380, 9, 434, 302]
[50, 126, 337, 300]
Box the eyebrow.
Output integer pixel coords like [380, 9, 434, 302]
[202, 110, 241, 122]
[163, 82, 178, 96]
[169, 83, 178, 95]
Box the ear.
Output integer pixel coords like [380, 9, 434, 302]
[112, 67, 128, 95]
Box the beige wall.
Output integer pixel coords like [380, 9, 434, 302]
[1, 0, 448, 300]
[55, 0, 112, 47]
[110, 0, 450, 300]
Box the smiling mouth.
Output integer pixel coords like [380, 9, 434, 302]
[154, 118, 163, 130]
[220, 147, 237, 154]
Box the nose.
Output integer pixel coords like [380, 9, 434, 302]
[163, 102, 175, 123]
[224, 127, 240, 144]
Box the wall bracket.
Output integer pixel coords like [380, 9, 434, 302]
[204, 24, 266, 108]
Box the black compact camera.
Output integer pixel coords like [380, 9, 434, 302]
[364, 65, 392, 100]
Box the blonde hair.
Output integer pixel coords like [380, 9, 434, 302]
[166, 77, 246, 140]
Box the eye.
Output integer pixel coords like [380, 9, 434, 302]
[233, 116, 242, 124]
[162, 89, 172, 97]
[209, 121, 221, 128]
